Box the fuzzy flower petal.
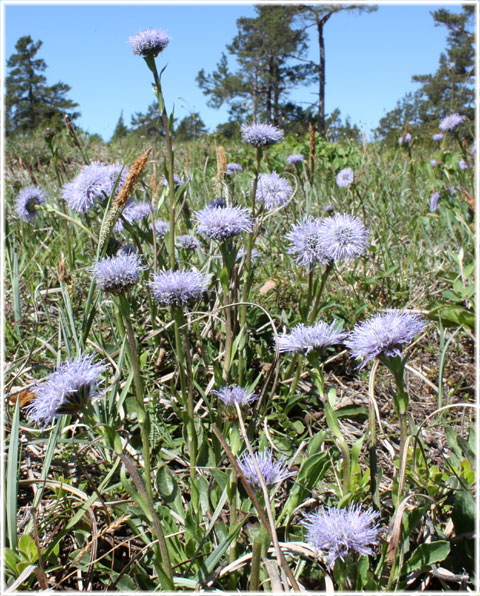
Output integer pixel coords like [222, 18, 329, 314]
[212, 385, 258, 407]
[194, 205, 253, 240]
[429, 192, 440, 212]
[153, 219, 169, 236]
[256, 173, 292, 210]
[286, 154, 304, 165]
[303, 504, 381, 568]
[93, 253, 146, 294]
[241, 123, 284, 147]
[129, 29, 170, 57]
[150, 269, 209, 306]
[226, 162, 243, 175]
[432, 133, 444, 141]
[61, 162, 127, 213]
[439, 113, 463, 131]
[114, 200, 152, 232]
[237, 448, 296, 489]
[346, 310, 427, 368]
[287, 218, 328, 269]
[277, 321, 346, 354]
[318, 214, 369, 262]
[398, 132, 412, 145]
[25, 355, 106, 426]
[336, 168, 354, 188]
[15, 186, 46, 221]
[177, 234, 200, 250]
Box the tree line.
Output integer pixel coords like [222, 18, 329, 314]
[5, 5, 475, 143]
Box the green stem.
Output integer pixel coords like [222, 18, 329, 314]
[308, 261, 333, 325]
[118, 294, 152, 501]
[238, 147, 262, 385]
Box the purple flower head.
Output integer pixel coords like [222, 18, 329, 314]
[177, 234, 200, 250]
[212, 385, 258, 407]
[432, 133, 444, 141]
[277, 321, 346, 354]
[458, 159, 470, 170]
[226, 162, 243, 175]
[160, 173, 184, 189]
[194, 205, 253, 240]
[93, 253, 147, 295]
[114, 200, 151, 232]
[61, 162, 128, 213]
[153, 219, 169, 237]
[439, 113, 463, 131]
[430, 159, 437, 167]
[241, 123, 284, 147]
[255, 173, 293, 210]
[25, 355, 106, 426]
[150, 269, 209, 306]
[336, 168, 354, 188]
[346, 310, 427, 369]
[429, 192, 440, 212]
[302, 504, 381, 568]
[286, 154, 304, 165]
[398, 132, 412, 145]
[318, 214, 369, 262]
[237, 448, 296, 489]
[15, 186, 46, 222]
[287, 218, 327, 270]
[129, 29, 170, 57]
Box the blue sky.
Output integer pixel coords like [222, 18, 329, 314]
[3, 2, 468, 140]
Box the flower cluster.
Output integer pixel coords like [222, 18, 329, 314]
[237, 448, 296, 489]
[346, 310, 427, 368]
[277, 321, 346, 354]
[241, 123, 284, 147]
[194, 205, 253, 240]
[212, 385, 258, 407]
[318, 214, 369, 262]
[150, 269, 209, 306]
[286, 154, 304, 165]
[62, 162, 128, 213]
[256, 173, 293, 210]
[177, 234, 200, 250]
[303, 504, 381, 568]
[15, 186, 46, 222]
[398, 132, 412, 145]
[287, 218, 327, 269]
[114, 200, 151, 232]
[129, 29, 170, 57]
[336, 168, 354, 188]
[226, 162, 243, 175]
[93, 253, 146, 295]
[26, 355, 105, 426]
[153, 219, 169, 236]
[439, 113, 463, 131]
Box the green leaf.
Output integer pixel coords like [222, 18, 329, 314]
[428, 303, 475, 330]
[452, 489, 475, 536]
[403, 541, 450, 574]
[7, 399, 20, 548]
[18, 534, 38, 563]
[324, 401, 343, 441]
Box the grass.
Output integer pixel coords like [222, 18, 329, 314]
[4, 119, 475, 592]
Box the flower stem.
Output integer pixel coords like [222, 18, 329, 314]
[308, 261, 333, 325]
[117, 294, 152, 501]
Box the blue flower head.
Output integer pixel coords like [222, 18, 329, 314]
[346, 310, 427, 368]
[287, 218, 328, 269]
[241, 123, 284, 147]
[237, 448, 296, 489]
[398, 132, 412, 145]
[256, 173, 292, 210]
[61, 162, 128, 213]
[25, 355, 106, 426]
[194, 205, 253, 240]
[429, 192, 440, 212]
[114, 200, 152, 232]
[129, 29, 170, 57]
[432, 133, 444, 141]
[15, 186, 46, 221]
[286, 154, 304, 165]
[177, 234, 200, 250]
[318, 214, 369, 262]
[150, 269, 209, 306]
[153, 219, 169, 237]
[93, 253, 147, 295]
[439, 113, 463, 131]
[303, 504, 381, 568]
[336, 168, 354, 188]
[277, 321, 346, 354]
[226, 162, 243, 175]
[212, 385, 258, 407]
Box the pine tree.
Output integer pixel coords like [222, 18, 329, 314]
[175, 112, 207, 141]
[111, 111, 129, 141]
[293, 5, 378, 136]
[5, 35, 79, 135]
[197, 6, 313, 125]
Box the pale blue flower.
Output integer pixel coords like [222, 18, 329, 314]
[150, 269, 209, 305]
[439, 113, 463, 131]
[212, 385, 258, 407]
[15, 186, 46, 221]
[317, 214, 369, 262]
[226, 162, 243, 175]
[277, 321, 346, 354]
[256, 173, 292, 210]
[287, 218, 327, 269]
[237, 448, 296, 489]
[194, 205, 253, 240]
[241, 123, 284, 147]
[286, 154, 304, 165]
[429, 192, 440, 211]
[336, 168, 354, 188]
[129, 29, 170, 57]
[93, 253, 146, 294]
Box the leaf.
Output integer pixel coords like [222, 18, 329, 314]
[452, 489, 475, 536]
[428, 303, 475, 330]
[403, 541, 450, 574]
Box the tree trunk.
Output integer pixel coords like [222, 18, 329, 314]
[317, 20, 326, 136]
